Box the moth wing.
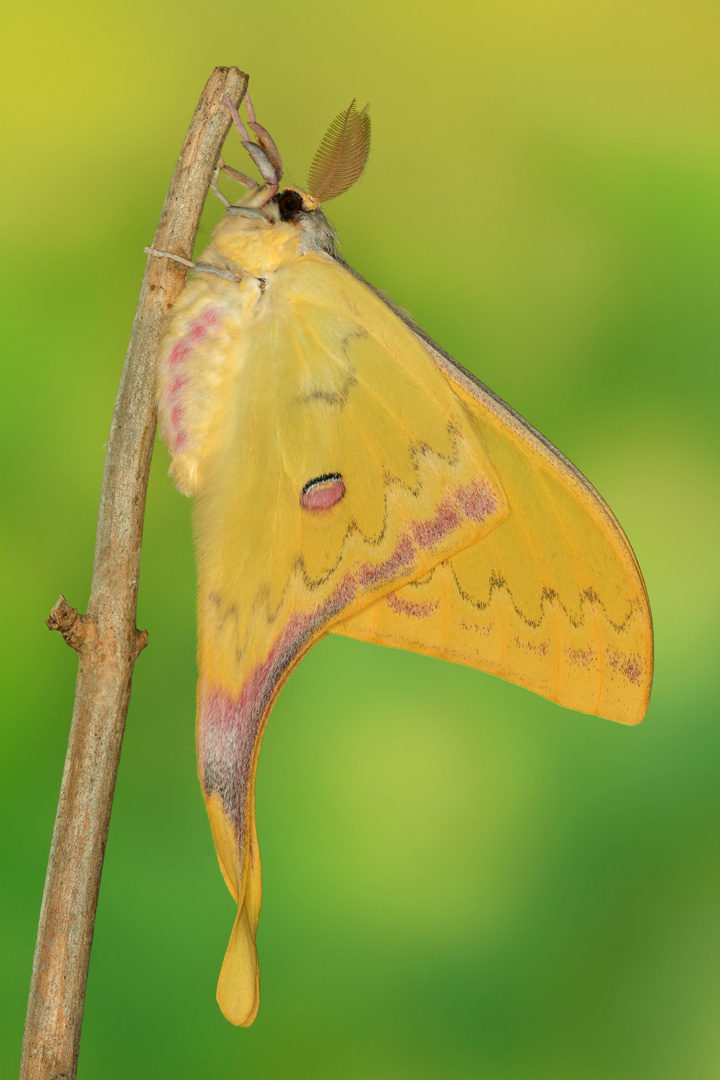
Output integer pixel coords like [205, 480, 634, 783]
[171, 256, 512, 1023]
[333, 312, 653, 726]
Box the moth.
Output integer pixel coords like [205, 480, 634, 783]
[155, 93, 653, 1026]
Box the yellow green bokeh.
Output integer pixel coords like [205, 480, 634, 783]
[2, 2, 719, 1077]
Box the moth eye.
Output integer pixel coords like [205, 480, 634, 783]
[301, 473, 345, 511]
[278, 189, 304, 219]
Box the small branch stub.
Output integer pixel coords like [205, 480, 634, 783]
[46, 596, 94, 652]
[46, 596, 147, 657]
[135, 627, 149, 656]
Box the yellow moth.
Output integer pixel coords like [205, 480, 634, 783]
[155, 93, 653, 1026]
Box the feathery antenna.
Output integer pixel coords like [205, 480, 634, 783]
[307, 100, 371, 203]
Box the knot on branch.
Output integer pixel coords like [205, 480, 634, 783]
[136, 628, 149, 658]
[46, 596, 95, 653]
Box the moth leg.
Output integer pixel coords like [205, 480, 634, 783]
[211, 158, 257, 212]
[218, 155, 256, 190]
[222, 93, 252, 142]
[244, 92, 283, 178]
[143, 246, 243, 282]
[193, 263, 244, 283]
[143, 246, 196, 269]
[210, 162, 231, 207]
[221, 94, 281, 200]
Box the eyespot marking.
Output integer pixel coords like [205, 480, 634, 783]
[301, 473, 345, 511]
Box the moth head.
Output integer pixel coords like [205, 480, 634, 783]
[269, 185, 337, 256]
[275, 185, 321, 217]
[218, 184, 336, 261]
[227, 98, 371, 210]
[217, 98, 371, 260]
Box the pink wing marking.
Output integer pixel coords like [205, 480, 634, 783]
[605, 647, 645, 685]
[385, 593, 441, 619]
[357, 534, 416, 589]
[455, 479, 499, 522]
[514, 636, 550, 656]
[564, 645, 597, 669]
[410, 500, 462, 549]
[409, 479, 498, 551]
[301, 479, 346, 510]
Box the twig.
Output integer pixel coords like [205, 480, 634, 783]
[19, 66, 248, 1080]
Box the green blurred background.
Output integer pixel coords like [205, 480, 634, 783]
[2, 2, 719, 1077]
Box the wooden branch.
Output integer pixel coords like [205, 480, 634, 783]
[20, 66, 248, 1080]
